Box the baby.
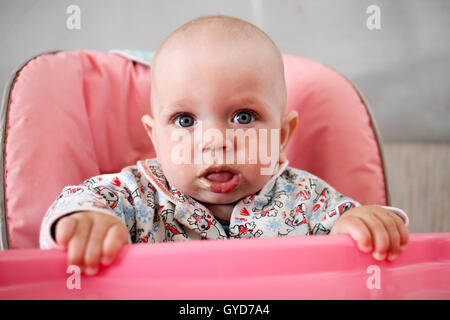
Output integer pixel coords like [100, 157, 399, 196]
[40, 15, 409, 276]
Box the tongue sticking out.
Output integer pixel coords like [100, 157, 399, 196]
[203, 171, 241, 193]
[205, 172, 234, 182]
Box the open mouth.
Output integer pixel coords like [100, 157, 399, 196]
[199, 166, 241, 193]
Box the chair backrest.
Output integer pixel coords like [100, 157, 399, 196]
[0, 50, 388, 249]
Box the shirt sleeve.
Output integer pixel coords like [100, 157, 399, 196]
[298, 172, 361, 235]
[300, 173, 410, 235]
[381, 206, 410, 227]
[39, 166, 142, 249]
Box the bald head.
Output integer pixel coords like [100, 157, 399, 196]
[152, 15, 284, 74]
[150, 15, 286, 114]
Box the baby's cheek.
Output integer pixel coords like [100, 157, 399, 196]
[241, 164, 272, 190]
[163, 163, 196, 186]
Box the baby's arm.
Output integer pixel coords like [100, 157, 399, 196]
[330, 205, 409, 261]
[40, 166, 143, 275]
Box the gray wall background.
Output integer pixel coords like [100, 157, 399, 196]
[1, 0, 449, 141]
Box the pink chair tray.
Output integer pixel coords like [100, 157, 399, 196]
[1, 233, 449, 299]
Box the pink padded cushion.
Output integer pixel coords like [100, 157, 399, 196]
[283, 55, 386, 208]
[4, 50, 385, 249]
[5, 51, 155, 249]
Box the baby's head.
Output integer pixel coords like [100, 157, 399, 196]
[142, 15, 298, 205]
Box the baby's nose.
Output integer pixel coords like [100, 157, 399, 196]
[200, 133, 232, 153]
[195, 126, 233, 154]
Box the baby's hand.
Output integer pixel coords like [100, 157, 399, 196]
[330, 205, 409, 261]
[54, 211, 129, 275]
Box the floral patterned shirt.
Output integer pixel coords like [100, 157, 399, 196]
[40, 158, 401, 249]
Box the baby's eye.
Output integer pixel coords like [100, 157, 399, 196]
[233, 111, 254, 124]
[174, 114, 195, 127]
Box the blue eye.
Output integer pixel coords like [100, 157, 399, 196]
[175, 114, 195, 127]
[233, 111, 254, 124]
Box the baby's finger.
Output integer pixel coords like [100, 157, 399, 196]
[67, 218, 93, 267]
[373, 210, 401, 261]
[83, 221, 113, 275]
[55, 216, 77, 246]
[358, 213, 390, 261]
[389, 212, 409, 250]
[332, 216, 373, 253]
[101, 224, 129, 266]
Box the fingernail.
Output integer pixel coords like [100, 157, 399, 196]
[388, 253, 398, 261]
[373, 252, 386, 261]
[84, 266, 98, 276]
[399, 245, 407, 252]
[101, 256, 112, 266]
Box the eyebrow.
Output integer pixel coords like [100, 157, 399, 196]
[158, 99, 194, 115]
[159, 96, 271, 116]
[232, 96, 270, 109]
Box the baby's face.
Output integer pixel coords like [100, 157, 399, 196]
[143, 33, 295, 205]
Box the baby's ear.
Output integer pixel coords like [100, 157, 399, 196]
[141, 114, 154, 136]
[279, 110, 298, 162]
[141, 114, 159, 155]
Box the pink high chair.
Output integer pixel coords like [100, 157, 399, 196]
[0, 50, 448, 300]
[0, 50, 389, 250]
